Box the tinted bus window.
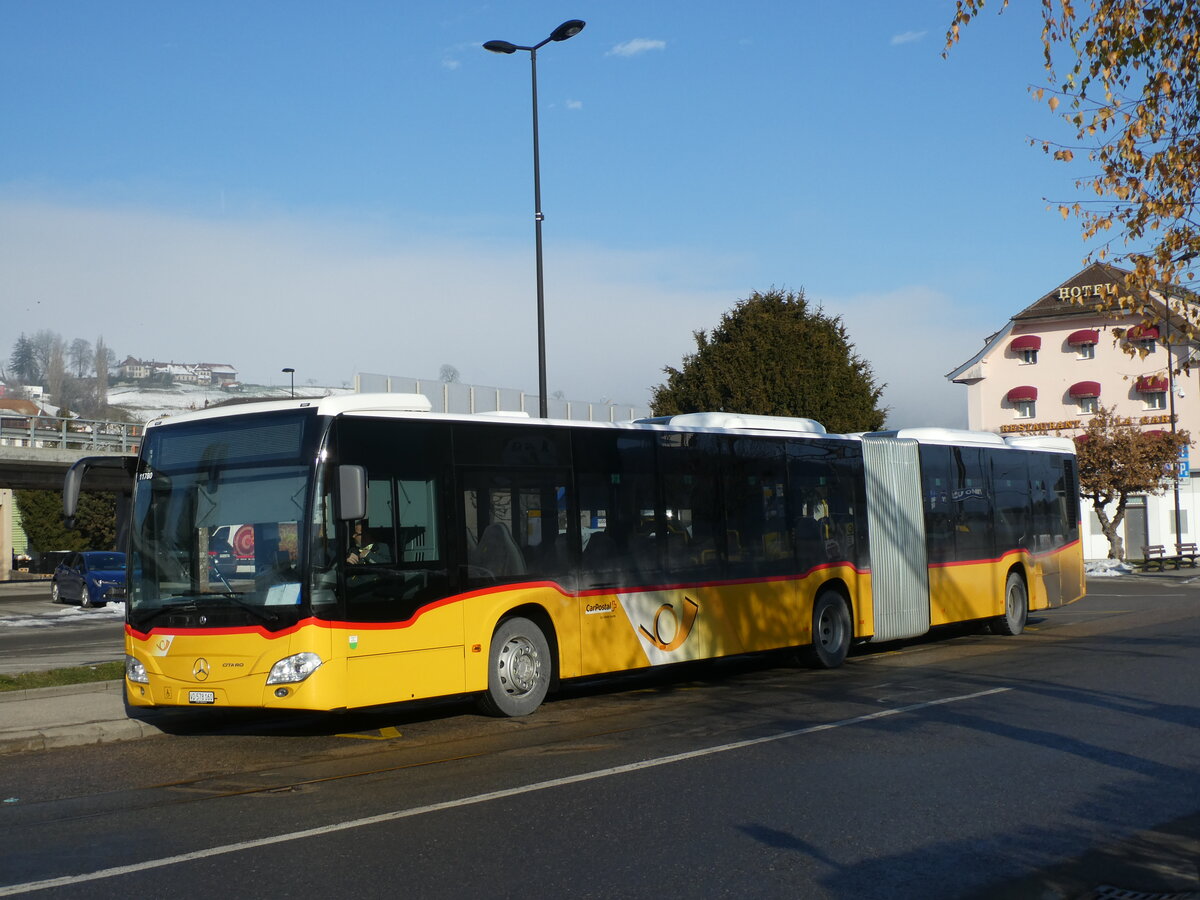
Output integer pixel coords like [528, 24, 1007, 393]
[990, 448, 1031, 553]
[723, 437, 790, 579]
[333, 419, 452, 622]
[788, 440, 858, 570]
[658, 432, 723, 581]
[573, 430, 658, 589]
[920, 445, 955, 564]
[950, 446, 995, 562]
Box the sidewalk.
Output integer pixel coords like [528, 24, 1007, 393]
[0, 680, 164, 755]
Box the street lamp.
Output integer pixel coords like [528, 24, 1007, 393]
[282, 367, 295, 398]
[484, 18, 586, 418]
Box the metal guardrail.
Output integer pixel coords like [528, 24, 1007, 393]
[355, 372, 651, 422]
[0, 416, 141, 453]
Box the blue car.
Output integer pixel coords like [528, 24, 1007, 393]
[51, 551, 127, 608]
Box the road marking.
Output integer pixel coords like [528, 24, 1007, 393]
[0, 686, 1010, 895]
[336, 726, 403, 741]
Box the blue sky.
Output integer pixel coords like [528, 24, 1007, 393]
[1, 1, 1091, 426]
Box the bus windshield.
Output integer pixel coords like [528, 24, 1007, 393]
[128, 409, 324, 632]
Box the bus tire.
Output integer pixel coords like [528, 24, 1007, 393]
[809, 590, 851, 669]
[477, 617, 552, 717]
[992, 572, 1028, 636]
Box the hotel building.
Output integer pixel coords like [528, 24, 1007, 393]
[947, 263, 1199, 560]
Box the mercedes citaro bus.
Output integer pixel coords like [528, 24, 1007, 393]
[63, 394, 1083, 717]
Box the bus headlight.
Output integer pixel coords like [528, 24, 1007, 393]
[126, 655, 149, 684]
[266, 652, 323, 685]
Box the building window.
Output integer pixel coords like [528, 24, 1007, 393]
[1020, 348, 1038, 365]
[1144, 392, 1167, 411]
[1015, 400, 1036, 419]
[1139, 340, 1157, 354]
[1077, 343, 1095, 360]
[1079, 396, 1098, 414]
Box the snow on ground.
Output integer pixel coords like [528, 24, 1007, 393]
[1085, 559, 1134, 577]
[0, 601, 125, 628]
[107, 382, 352, 423]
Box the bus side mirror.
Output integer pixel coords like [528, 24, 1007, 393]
[337, 465, 367, 521]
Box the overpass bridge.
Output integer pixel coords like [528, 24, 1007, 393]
[0, 416, 141, 580]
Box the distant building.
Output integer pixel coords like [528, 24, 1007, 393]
[947, 262, 1200, 559]
[118, 358, 239, 386]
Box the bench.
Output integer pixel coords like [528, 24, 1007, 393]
[1141, 545, 1169, 571]
[1177, 543, 1199, 568]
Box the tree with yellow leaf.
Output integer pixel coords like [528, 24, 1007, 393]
[946, 1, 1200, 335]
[1074, 405, 1190, 560]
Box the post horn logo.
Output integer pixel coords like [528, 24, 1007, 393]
[639, 597, 700, 651]
[193, 658, 210, 681]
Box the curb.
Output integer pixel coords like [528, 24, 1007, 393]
[0, 717, 165, 756]
[0, 679, 124, 704]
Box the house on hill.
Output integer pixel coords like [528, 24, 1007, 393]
[118, 358, 239, 386]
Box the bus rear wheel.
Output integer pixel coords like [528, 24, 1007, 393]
[992, 572, 1028, 636]
[809, 591, 851, 669]
[477, 617, 551, 717]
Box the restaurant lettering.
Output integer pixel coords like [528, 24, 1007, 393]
[999, 413, 1174, 434]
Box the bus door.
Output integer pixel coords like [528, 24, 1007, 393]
[1030, 454, 1083, 606]
[331, 419, 461, 708]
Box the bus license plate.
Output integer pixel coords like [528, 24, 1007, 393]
[189, 691, 215, 704]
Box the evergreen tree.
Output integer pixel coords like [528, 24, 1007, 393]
[9, 334, 38, 384]
[15, 490, 117, 553]
[650, 288, 887, 433]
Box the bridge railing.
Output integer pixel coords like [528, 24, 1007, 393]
[0, 415, 141, 453]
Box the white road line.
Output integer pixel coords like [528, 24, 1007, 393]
[0, 686, 1010, 895]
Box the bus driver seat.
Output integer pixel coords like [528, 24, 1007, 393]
[476, 522, 527, 578]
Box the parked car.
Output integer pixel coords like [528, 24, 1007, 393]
[51, 551, 127, 608]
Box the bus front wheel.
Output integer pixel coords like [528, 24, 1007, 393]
[992, 572, 1028, 636]
[809, 591, 851, 669]
[478, 617, 552, 717]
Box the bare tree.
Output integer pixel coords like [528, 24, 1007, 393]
[68, 338, 92, 377]
[29, 330, 57, 386]
[46, 336, 67, 410]
[93, 336, 109, 417]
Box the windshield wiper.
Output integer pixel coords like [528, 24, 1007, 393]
[138, 592, 280, 626]
[192, 591, 281, 625]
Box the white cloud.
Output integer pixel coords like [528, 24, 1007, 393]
[821, 286, 975, 429]
[890, 30, 927, 46]
[566, 99, 583, 110]
[0, 198, 735, 407]
[607, 38, 666, 57]
[441, 58, 461, 70]
[0, 198, 976, 428]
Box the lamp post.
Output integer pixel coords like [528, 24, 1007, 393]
[484, 18, 586, 418]
[282, 367, 295, 398]
[1165, 328, 1186, 545]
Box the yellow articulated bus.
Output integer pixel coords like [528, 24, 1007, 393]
[63, 394, 1084, 717]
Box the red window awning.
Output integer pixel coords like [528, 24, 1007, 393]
[1006, 385, 1038, 403]
[1010, 335, 1042, 352]
[1069, 381, 1101, 398]
[1067, 329, 1099, 345]
[1128, 324, 1160, 341]
[1136, 375, 1168, 393]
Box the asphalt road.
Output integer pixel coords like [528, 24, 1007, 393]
[0, 576, 1198, 898]
[0, 580, 124, 675]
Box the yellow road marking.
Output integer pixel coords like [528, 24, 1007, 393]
[336, 726, 403, 741]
